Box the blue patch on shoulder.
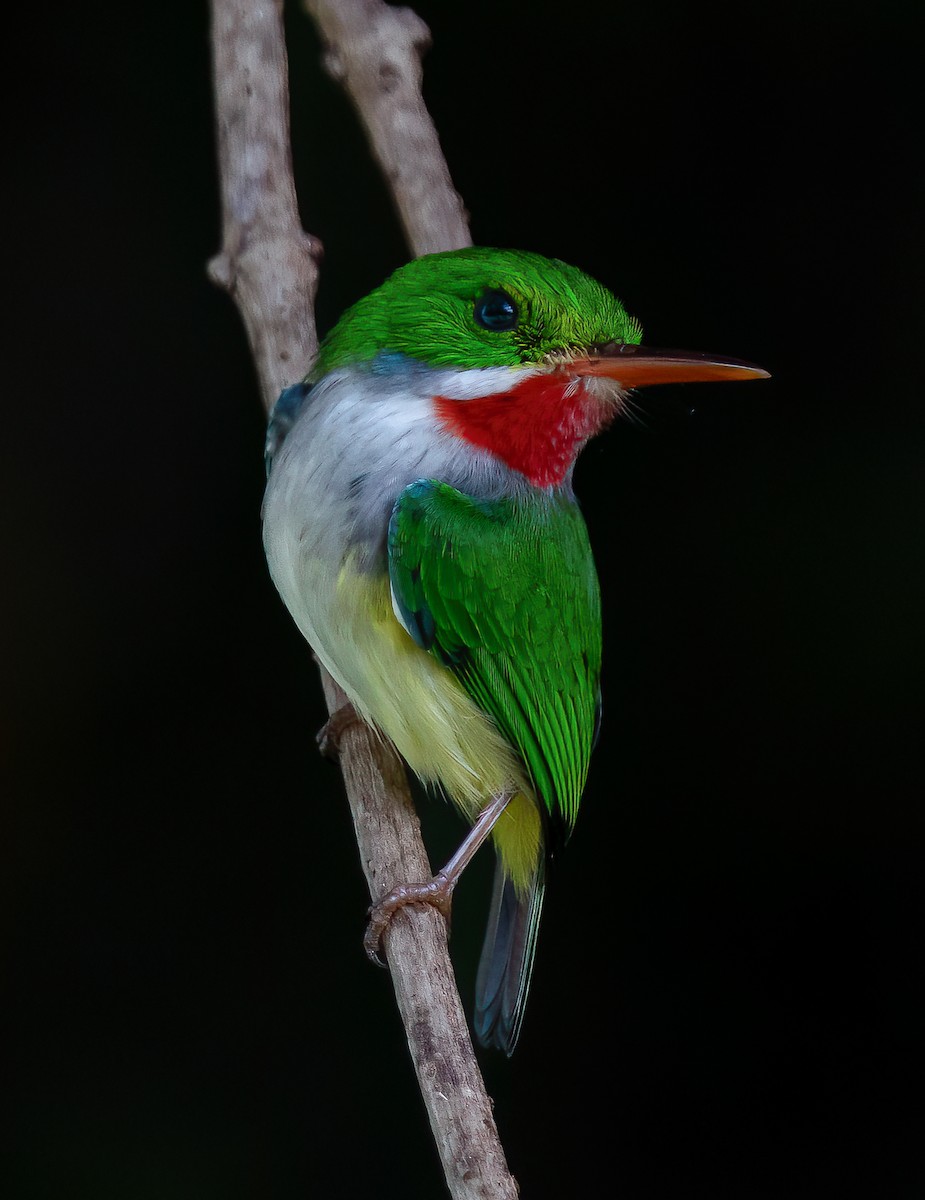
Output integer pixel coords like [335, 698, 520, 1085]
[370, 350, 429, 378]
[403, 478, 436, 503]
[265, 381, 312, 476]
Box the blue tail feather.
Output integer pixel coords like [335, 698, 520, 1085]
[474, 858, 545, 1055]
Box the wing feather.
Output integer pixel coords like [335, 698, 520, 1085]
[388, 479, 601, 839]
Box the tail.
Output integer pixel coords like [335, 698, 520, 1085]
[474, 856, 546, 1055]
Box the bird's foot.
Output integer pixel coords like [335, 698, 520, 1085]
[364, 873, 455, 967]
[316, 701, 363, 760]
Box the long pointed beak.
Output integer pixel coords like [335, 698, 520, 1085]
[568, 342, 770, 386]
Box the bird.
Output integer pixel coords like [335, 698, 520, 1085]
[261, 247, 768, 1054]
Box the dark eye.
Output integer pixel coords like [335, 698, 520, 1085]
[474, 289, 518, 332]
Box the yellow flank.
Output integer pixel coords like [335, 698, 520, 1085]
[313, 552, 541, 893]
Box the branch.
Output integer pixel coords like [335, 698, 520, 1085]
[208, 0, 321, 404]
[208, 2, 517, 1196]
[305, 0, 471, 257]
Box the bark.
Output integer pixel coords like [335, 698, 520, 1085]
[305, 0, 471, 257]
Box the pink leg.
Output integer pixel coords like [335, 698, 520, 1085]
[364, 791, 513, 965]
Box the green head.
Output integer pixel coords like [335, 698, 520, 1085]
[310, 247, 643, 379]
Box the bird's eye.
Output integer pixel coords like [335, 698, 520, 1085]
[473, 289, 518, 332]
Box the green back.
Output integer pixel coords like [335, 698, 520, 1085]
[388, 480, 602, 839]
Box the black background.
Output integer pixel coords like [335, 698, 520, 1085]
[4, 2, 924, 1197]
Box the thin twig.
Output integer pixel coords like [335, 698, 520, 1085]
[207, 1, 517, 1196]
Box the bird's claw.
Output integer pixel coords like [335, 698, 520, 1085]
[316, 701, 363, 760]
[364, 874, 454, 967]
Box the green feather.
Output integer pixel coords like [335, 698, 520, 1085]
[312, 247, 642, 378]
[388, 479, 601, 840]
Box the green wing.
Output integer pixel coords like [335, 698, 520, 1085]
[388, 479, 602, 839]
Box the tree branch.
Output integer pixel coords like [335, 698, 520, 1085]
[305, 0, 471, 257]
[208, 0, 321, 403]
[208, 1, 517, 1195]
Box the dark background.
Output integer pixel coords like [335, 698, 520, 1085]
[4, 2, 923, 1197]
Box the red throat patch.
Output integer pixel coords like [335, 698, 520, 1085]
[434, 374, 611, 489]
